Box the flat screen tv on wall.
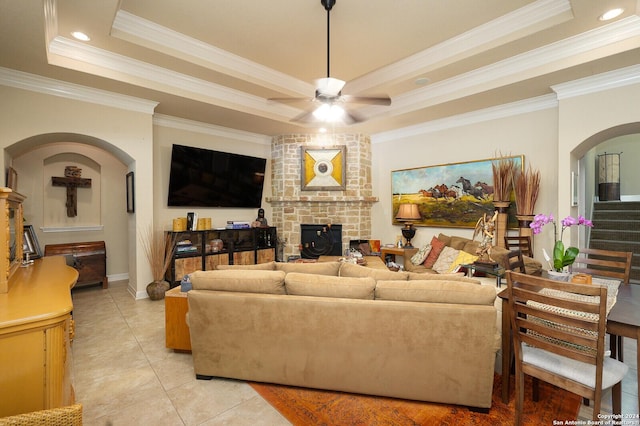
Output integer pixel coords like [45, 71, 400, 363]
[167, 144, 266, 208]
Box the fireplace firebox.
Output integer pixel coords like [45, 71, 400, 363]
[300, 224, 342, 259]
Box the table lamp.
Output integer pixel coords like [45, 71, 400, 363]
[396, 203, 421, 248]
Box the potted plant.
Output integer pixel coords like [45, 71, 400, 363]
[530, 213, 594, 280]
[140, 226, 177, 300]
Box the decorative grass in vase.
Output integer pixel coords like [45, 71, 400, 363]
[514, 165, 540, 215]
[491, 154, 517, 202]
[140, 226, 177, 300]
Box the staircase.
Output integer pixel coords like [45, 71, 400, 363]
[589, 201, 640, 284]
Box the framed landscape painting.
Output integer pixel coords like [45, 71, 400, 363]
[391, 155, 523, 228]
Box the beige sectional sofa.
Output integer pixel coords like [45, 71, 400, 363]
[187, 261, 500, 409]
[403, 233, 542, 275]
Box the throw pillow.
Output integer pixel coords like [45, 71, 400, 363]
[423, 236, 446, 268]
[432, 246, 460, 274]
[449, 236, 471, 250]
[448, 250, 479, 273]
[410, 244, 431, 265]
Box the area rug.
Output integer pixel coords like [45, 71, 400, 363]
[250, 374, 581, 425]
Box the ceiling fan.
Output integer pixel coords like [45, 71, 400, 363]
[268, 0, 391, 124]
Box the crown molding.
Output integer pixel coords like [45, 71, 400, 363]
[153, 114, 271, 145]
[0, 67, 158, 113]
[111, 10, 314, 97]
[551, 64, 640, 99]
[348, 0, 572, 94]
[363, 15, 640, 120]
[371, 94, 558, 144]
[47, 36, 302, 122]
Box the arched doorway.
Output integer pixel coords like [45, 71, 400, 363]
[573, 123, 640, 284]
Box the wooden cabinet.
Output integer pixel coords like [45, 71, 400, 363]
[1, 188, 26, 294]
[44, 241, 108, 289]
[165, 227, 277, 286]
[0, 256, 78, 417]
[165, 286, 191, 351]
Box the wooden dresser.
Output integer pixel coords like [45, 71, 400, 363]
[0, 256, 78, 417]
[45, 241, 108, 289]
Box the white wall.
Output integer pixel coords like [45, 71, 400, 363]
[371, 106, 559, 260]
[557, 81, 640, 248]
[152, 117, 272, 231]
[0, 84, 156, 298]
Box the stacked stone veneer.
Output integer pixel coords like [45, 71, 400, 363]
[267, 134, 378, 260]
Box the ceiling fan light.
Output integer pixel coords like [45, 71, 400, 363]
[313, 104, 345, 122]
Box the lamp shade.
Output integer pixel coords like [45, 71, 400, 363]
[396, 203, 421, 221]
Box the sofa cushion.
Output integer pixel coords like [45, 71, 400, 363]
[375, 280, 496, 305]
[190, 270, 286, 294]
[463, 240, 481, 255]
[339, 262, 409, 281]
[285, 273, 376, 299]
[432, 246, 460, 274]
[407, 272, 478, 283]
[216, 261, 276, 270]
[275, 261, 341, 276]
[449, 236, 471, 250]
[423, 236, 446, 268]
[437, 233, 452, 246]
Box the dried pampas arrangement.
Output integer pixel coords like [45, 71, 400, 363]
[492, 154, 517, 202]
[140, 226, 177, 282]
[514, 165, 540, 215]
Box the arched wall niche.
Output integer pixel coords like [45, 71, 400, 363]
[43, 152, 101, 228]
[8, 132, 134, 288]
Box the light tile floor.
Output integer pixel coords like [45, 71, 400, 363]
[72, 280, 639, 425]
[71, 280, 290, 425]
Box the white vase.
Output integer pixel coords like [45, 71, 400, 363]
[547, 270, 571, 282]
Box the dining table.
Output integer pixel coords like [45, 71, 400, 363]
[498, 277, 640, 409]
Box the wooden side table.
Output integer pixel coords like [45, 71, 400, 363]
[165, 286, 191, 352]
[380, 247, 406, 267]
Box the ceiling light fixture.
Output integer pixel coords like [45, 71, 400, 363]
[71, 31, 91, 41]
[599, 8, 624, 21]
[312, 103, 345, 122]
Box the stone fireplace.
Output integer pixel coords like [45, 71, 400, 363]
[267, 134, 378, 260]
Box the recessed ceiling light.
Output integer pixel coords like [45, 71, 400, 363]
[599, 8, 624, 21]
[71, 31, 91, 41]
[415, 77, 430, 86]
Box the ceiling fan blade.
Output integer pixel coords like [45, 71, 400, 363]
[315, 77, 346, 96]
[291, 110, 318, 123]
[340, 95, 391, 106]
[267, 97, 313, 104]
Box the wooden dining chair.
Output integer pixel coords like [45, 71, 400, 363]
[507, 249, 526, 273]
[572, 248, 632, 284]
[572, 248, 633, 362]
[504, 236, 533, 257]
[506, 271, 628, 425]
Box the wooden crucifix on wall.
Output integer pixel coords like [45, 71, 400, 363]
[52, 166, 91, 217]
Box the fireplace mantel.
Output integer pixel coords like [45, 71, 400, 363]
[266, 196, 378, 204]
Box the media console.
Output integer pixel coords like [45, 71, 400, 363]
[165, 227, 277, 286]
